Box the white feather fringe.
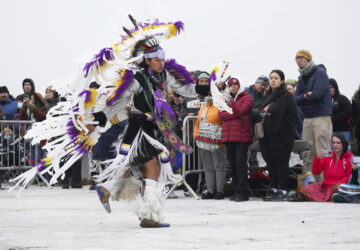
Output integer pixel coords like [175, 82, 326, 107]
[112, 176, 142, 202]
[134, 182, 165, 222]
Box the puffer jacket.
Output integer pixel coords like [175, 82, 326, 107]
[218, 90, 253, 143]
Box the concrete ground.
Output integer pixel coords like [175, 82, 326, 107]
[0, 186, 359, 250]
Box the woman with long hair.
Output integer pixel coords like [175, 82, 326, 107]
[258, 70, 298, 201]
[298, 133, 354, 202]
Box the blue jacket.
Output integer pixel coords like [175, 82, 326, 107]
[0, 98, 18, 120]
[294, 64, 332, 118]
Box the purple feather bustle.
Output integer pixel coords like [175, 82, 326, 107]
[173, 21, 184, 35]
[209, 71, 217, 83]
[66, 119, 89, 155]
[78, 90, 91, 102]
[106, 69, 134, 107]
[83, 47, 115, 77]
[36, 161, 46, 172]
[165, 59, 194, 85]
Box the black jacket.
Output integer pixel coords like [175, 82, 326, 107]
[329, 79, 352, 132]
[352, 93, 360, 131]
[261, 84, 298, 136]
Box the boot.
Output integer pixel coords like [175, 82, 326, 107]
[136, 178, 168, 228]
[140, 218, 170, 228]
[96, 186, 111, 213]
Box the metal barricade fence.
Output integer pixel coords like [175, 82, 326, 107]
[166, 116, 204, 199]
[0, 120, 50, 188]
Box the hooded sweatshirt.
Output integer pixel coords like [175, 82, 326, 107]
[312, 151, 353, 188]
[16, 78, 36, 102]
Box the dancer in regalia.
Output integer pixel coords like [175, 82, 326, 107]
[10, 15, 199, 228]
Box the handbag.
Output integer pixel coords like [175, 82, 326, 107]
[254, 121, 264, 140]
[195, 106, 222, 151]
[254, 110, 267, 140]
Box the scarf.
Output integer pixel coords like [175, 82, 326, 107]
[298, 60, 315, 76]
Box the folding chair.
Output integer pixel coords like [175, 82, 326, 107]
[247, 139, 313, 196]
[289, 139, 313, 176]
[247, 141, 269, 197]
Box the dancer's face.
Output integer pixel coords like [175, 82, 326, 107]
[146, 58, 165, 73]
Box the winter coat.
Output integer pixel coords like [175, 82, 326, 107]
[218, 90, 253, 144]
[193, 101, 223, 141]
[19, 92, 47, 122]
[312, 151, 353, 188]
[296, 106, 304, 139]
[294, 64, 332, 118]
[245, 85, 264, 124]
[263, 84, 298, 136]
[353, 93, 360, 133]
[0, 98, 18, 120]
[329, 79, 352, 132]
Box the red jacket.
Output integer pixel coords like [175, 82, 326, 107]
[312, 151, 353, 187]
[218, 91, 253, 143]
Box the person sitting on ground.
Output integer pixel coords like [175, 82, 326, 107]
[332, 159, 360, 203]
[297, 132, 354, 202]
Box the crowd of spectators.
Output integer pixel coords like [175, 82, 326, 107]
[1, 49, 360, 203]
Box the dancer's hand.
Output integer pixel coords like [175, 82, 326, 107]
[86, 124, 95, 135]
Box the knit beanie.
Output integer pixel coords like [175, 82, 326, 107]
[296, 50, 312, 61]
[0, 86, 9, 94]
[197, 72, 210, 80]
[228, 77, 240, 86]
[255, 76, 269, 85]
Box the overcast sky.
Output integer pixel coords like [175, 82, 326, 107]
[1, 0, 359, 99]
